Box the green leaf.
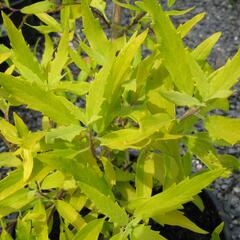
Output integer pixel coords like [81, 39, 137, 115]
[82, 0, 110, 64]
[147, 88, 175, 118]
[0, 73, 85, 125]
[41, 171, 65, 190]
[86, 30, 148, 132]
[218, 154, 240, 171]
[35, 13, 62, 32]
[134, 169, 225, 219]
[79, 182, 129, 226]
[48, 29, 69, 85]
[143, 0, 203, 95]
[0, 228, 13, 240]
[134, 52, 159, 101]
[69, 48, 91, 74]
[153, 210, 208, 234]
[112, 0, 139, 11]
[117, 182, 136, 201]
[115, 169, 134, 182]
[0, 169, 25, 202]
[208, 49, 240, 99]
[27, 200, 48, 240]
[21, 1, 57, 14]
[0, 189, 35, 218]
[100, 128, 150, 150]
[15, 219, 31, 240]
[187, 133, 225, 170]
[0, 98, 9, 116]
[0, 152, 21, 167]
[131, 225, 166, 240]
[211, 222, 224, 240]
[27, 24, 57, 34]
[37, 149, 113, 197]
[100, 113, 171, 150]
[55, 200, 86, 229]
[205, 116, 240, 145]
[159, 90, 204, 107]
[0, 161, 51, 203]
[2, 13, 45, 83]
[101, 157, 116, 187]
[22, 149, 33, 182]
[177, 13, 206, 38]
[167, 0, 175, 7]
[166, 7, 194, 16]
[69, 190, 87, 212]
[45, 125, 83, 144]
[21, 131, 46, 149]
[41, 34, 54, 68]
[53, 81, 90, 96]
[13, 113, 29, 138]
[0, 51, 11, 64]
[91, 0, 108, 18]
[110, 232, 126, 240]
[192, 195, 205, 212]
[73, 218, 104, 240]
[135, 151, 154, 198]
[192, 32, 222, 61]
[0, 117, 21, 144]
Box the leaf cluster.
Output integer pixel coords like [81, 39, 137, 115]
[0, 0, 239, 239]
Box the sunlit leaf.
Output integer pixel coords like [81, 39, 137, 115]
[206, 116, 240, 145]
[177, 13, 205, 38]
[45, 125, 83, 144]
[131, 225, 166, 240]
[134, 169, 225, 218]
[48, 29, 69, 85]
[192, 32, 222, 61]
[55, 200, 86, 229]
[82, 0, 110, 64]
[135, 151, 154, 198]
[167, 0, 175, 7]
[73, 218, 104, 240]
[53, 81, 90, 96]
[0, 73, 86, 125]
[153, 210, 208, 234]
[21, 1, 57, 14]
[79, 182, 128, 226]
[159, 90, 204, 107]
[0, 152, 21, 167]
[2, 13, 45, 84]
[143, 0, 204, 95]
[35, 13, 62, 32]
[208, 49, 240, 99]
[0, 189, 35, 218]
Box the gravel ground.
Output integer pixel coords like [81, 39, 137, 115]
[1, 0, 240, 239]
[171, 1, 240, 239]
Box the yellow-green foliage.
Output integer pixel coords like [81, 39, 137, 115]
[0, 0, 239, 239]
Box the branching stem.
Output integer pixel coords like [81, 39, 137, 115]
[179, 107, 200, 121]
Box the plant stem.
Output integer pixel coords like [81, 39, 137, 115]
[121, 12, 146, 35]
[91, 7, 111, 28]
[179, 107, 200, 121]
[111, 2, 123, 39]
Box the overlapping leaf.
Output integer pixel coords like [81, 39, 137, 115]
[143, 0, 204, 95]
[86, 30, 148, 132]
[134, 169, 225, 219]
[0, 73, 85, 125]
[2, 13, 45, 84]
[205, 116, 240, 144]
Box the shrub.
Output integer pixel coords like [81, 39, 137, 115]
[0, 0, 239, 239]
